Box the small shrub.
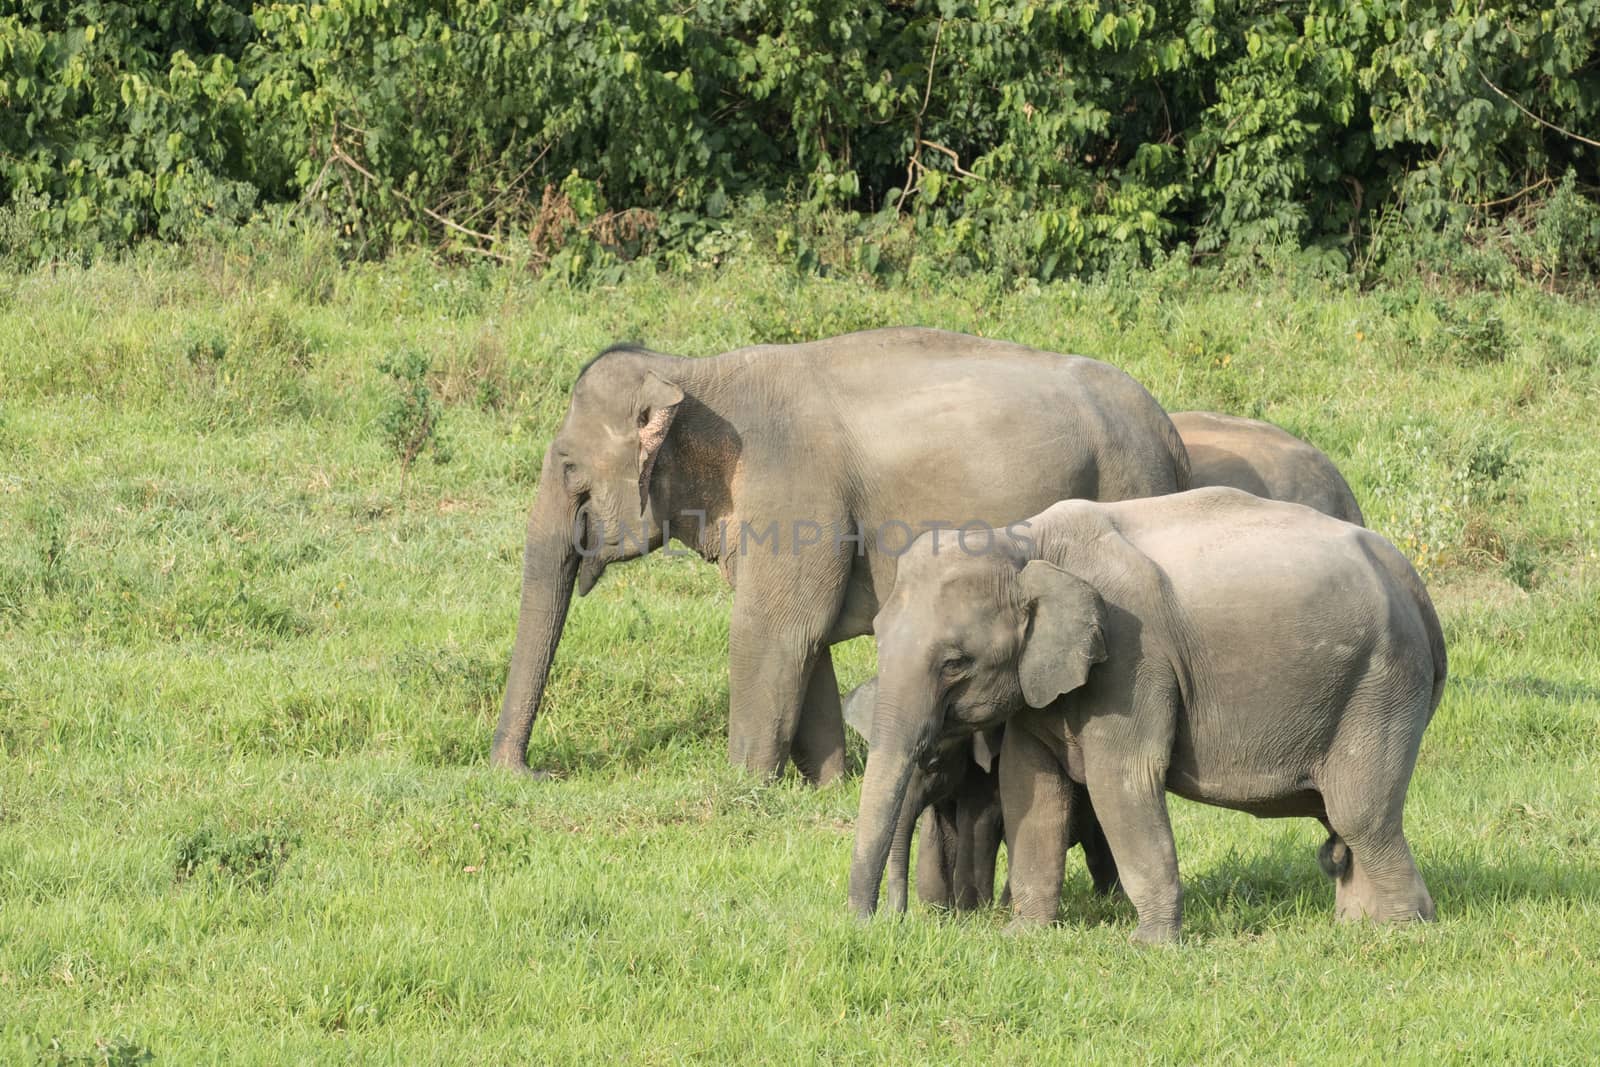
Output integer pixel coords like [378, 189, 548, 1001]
[174, 825, 298, 890]
[1520, 171, 1600, 282]
[34, 1034, 155, 1067]
[0, 186, 52, 269]
[1430, 295, 1510, 366]
[1457, 433, 1521, 505]
[376, 348, 452, 487]
[1504, 541, 1542, 592]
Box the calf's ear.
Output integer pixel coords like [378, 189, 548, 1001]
[971, 728, 1002, 771]
[1016, 560, 1107, 708]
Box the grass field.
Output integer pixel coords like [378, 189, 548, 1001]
[3, 237, 1599, 1063]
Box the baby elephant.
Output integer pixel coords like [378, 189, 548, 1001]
[843, 679, 1117, 912]
[848, 488, 1446, 944]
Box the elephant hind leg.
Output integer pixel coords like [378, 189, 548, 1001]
[1331, 831, 1434, 923]
[1070, 783, 1122, 897]
[791, 646, 846, 785]
[1321, 676, 1434, 923]
[1323, 789, 1434, 924]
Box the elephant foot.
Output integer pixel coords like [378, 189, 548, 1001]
[805, 755, 847, 788]
[1335, 864, 1435, 924]
[491, 756, 554, 781]
[1002, 916, 1049, 937]
[1129, 921, 1181, 947]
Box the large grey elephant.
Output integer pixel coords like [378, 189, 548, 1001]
[853, 412, 1365, 911]
[848, 488, 1446, 943]
[1172, 411, 1363, 524]
[493, 328, 1191, 781]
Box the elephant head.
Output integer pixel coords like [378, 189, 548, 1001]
[847, 534, 1106, 917]
[491, 347, 687, 773]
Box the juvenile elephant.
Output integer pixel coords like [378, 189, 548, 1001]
[1171, 411, 1363, 524]
[494, 328, 1191, 782]
[848, 488, 1446, 944]
[852, 412, 1364, 910]
[843, 678, 1118, 911]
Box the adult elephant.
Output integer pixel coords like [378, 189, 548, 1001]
[856, 410, 1367, 909]
[493, 328, 1191, 782]
[1171, 411, 1363, 524]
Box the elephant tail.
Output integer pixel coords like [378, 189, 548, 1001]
[1317, 833, 1351, 880]
[1418, 580, 1449, 718]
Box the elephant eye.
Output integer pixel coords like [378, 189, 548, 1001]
[940, 654, 972, 676]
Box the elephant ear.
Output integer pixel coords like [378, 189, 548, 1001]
[1016, 560, 1107, 709]
[636, 371, 684, 512]
[970, 728, 1002, 772]
[841, 678, 878, 741]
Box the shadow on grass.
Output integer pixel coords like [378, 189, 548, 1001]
[1049, 828, 1600, 937]
[1452, 674, 1600, 705]
[514, 680, 880, 779]
[529, 695, 730, 777]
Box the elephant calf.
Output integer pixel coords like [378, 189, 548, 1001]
[849, 488, 1446, 944]
[842, 678, 1118, 912]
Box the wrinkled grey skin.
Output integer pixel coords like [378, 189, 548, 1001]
[843, 679, 1118, 911]
[849, 488, 1446, 944]
[493, 328, 1190, 781]
[849, 412, 1363, 909]
[1172, 411, 1363, 525]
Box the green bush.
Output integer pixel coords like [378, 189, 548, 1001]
[2, 1, 1597, 278]
[376, 347, 451, 487]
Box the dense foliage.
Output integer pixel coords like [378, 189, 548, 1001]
[2, 1, 1598, 275]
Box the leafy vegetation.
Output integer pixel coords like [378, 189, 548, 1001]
[2, 237, 1598, 1060]
[2, 1, 1598, 276]
[376, 347, 452, 489]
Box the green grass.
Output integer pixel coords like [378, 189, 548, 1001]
[3, 240, 1599, 1063]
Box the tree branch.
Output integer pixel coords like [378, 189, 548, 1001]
[327, 124, 514, 260]
[1479, 70, 1600, 149]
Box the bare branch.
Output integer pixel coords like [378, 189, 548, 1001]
[918, 140, 983, 180]
[327, 127, 513, 260]
[1479, 70, 1600, 149]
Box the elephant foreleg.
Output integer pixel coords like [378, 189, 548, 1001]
[725, 561, 847, 783]
[954, 768, 1003, 910]
[915, 806, 957, 909]
[1083, 758, 1182, 946]
[791, 646, 846, 785]
[999, 725, 1071, 926]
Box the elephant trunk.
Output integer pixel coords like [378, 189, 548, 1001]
[884, 767, 929, 913]
[491, 454, 583, 773]
[848, 741, 918, 918]
[847, 680, 936, 918]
